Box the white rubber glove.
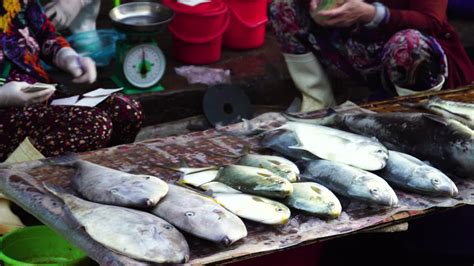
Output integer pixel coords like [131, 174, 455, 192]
[69, 0, 101, 33]
[44, 0, 91, 31]
[0, 82, 55, 108]
[54, 48, 97, 84]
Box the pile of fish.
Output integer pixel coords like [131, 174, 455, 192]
[41, 97, 473, 263]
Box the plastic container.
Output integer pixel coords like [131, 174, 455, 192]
[168, 12, 229, 64]
[164, 0, 229, 64]
[0, 226, 89, 266]
[223, 6, 267, 50]
[226, 0, 268, 22]
[66, 29, 125, 67]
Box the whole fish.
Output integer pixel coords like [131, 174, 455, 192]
[376, 151, 458, 197]
[212, 193, 291, 225]
[303, 160, 398, 206]
[200, 182, 242, 194]
[404, 97, 474, 128]
[151, 185, 247, 246]
[338, 112, 474, 179]
[70, 160, 168, 208]
[270, 122, 389, 171]
[261, 130, 319, 161]
[284, 182, 342, 218]
[237, 154, 300, 182]
[215, 165, 293, 199]
[45, 185, 189, 264]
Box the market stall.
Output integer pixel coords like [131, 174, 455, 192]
[0, 86, 474, 264]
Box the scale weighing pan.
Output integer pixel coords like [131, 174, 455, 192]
[109, 2, 174, 33]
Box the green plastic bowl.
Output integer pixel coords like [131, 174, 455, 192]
[0, 226, 89, 266]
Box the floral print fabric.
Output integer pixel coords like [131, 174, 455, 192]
[269, 0, 448, 94]
[0, 94, 144, 161]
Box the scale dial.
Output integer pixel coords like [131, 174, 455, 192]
[123, 44, 165, 89]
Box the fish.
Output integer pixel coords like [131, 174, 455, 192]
[151, 185, 247, 246]
[261, 130, 319, 161]
[212, 193, 291, 225]
[236, 154, 300, 182]
[337, 112, 474, 179]
[44, 184, 189, 264]
[303, 160, 398, 206]
[269, 122, 389, 171]
[177, 168, 219, 187]
[215, 165, 293, 199]
[68, 160, 168, 208]
[403, 97, 474, 128]
[284, 182, 342, 218]
[376, 150, 458, 197]
[200, 182, 242, 194]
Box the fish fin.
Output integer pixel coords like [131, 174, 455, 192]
[391, 151, 424, 165]
[44, 153, 79, 167]
[298, 174, 313, 182]
[154, 163, 183, 173]
[421, 113, 450, 126]
[42, 182, 67, 201]
[267, 159, 282, 166]
[429, 106, 472, 121]
[288, 145, 304, 150]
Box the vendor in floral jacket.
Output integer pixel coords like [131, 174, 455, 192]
[269, 0, 474, 111]
[0, 0, 143, 161]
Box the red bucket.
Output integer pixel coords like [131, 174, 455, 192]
[169, 12, 230, 64]
[223, 6, 268, 50]
[226, 0, 268, 22]
[163, 0, 228, 39]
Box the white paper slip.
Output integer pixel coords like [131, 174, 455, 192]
[50, 96, 80, 106]
[83, 88, 123, 97]
[177, 0, 210, 6]
[74, 95, 109, 107]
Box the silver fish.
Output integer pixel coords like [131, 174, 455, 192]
[215, 165, 293, 199]
[338, 112, 474, 179]
[376, 150, 458, 197]
[261, 130, 319, 161]
[212, 193, 291, 225]
[151, 185, 247, 246]
[71, 160, 168, 208]
[272, 122, 389, 171]
[44, 185, 189, 264]
[284, 182, 342, 218]
[237, 154, 300, 182]
[404, 97, 474, 128]
[200, 182, 242, 194]
[303, 160, 398, 206]
[177, 168, 219, 187]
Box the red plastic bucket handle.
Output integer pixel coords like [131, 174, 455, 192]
[168, 11, 230, 43]
[228, 5, 268, 28]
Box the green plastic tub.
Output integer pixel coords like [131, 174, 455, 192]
[0, 226, 89, 266]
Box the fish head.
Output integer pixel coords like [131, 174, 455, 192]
[251, 196, 291, 224]
[411, 167, 458, 197]
[350, 175, 398, 206]
[182, 206, 247, 246]
[108, 176, 161, 207]
[158, 223, 190, 263]
[254, 174, 294, 197]
[351, 143, 389, 170]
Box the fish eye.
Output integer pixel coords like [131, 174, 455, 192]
[164, 225, 173, 230]
[145, 176, 150, 180]
[276, 208, 284, 212]
[185, 211, 195, 217]
[433, 179, 440, 184]
[110, 188, 119, 193]
[328, 202, 335, 207]
[370, 188, 379, 194]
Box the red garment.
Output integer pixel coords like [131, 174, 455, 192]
[372, 0, 474, 89]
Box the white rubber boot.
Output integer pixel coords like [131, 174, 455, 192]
[283, 52, 336, 112]
[394, 75, 445, 96]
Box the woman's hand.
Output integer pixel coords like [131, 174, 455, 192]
[312, 0, 376, 28]
[0, 82, 55, 108]
[54, 48, 97, 84]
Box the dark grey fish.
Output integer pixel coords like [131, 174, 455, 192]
[151, 185, 247, 246]
[376, 150, 458, 197]
[338, 112, 474, 179]
[71, 160, 169, 208]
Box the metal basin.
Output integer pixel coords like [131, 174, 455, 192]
[109, 2, 174, 33]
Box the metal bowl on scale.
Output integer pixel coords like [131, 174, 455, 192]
[109, 2, 175, 33]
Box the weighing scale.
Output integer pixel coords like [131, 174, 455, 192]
[109, 2, 174, 94]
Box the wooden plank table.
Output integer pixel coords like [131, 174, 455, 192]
[1, 86, 474, 265]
